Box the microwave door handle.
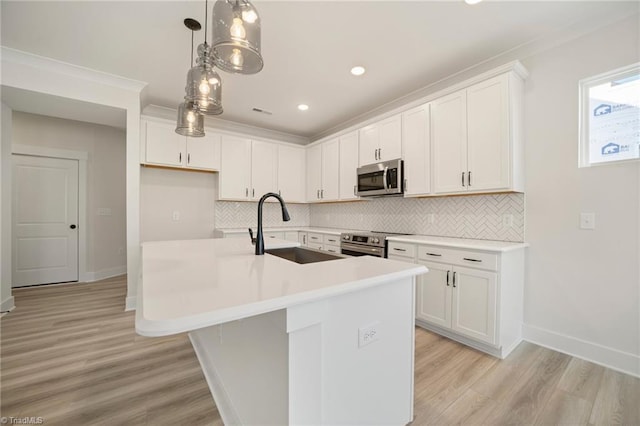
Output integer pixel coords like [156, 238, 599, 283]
[382, 166, 389, 191]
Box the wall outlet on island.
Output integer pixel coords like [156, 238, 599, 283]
[502, 214, 514, 227]
[358, 321, 380, 348]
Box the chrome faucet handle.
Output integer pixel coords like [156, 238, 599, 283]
[248, 228, 256, 245]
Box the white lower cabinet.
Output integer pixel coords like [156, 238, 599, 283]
[298, 232, 308, 246]
[418, 261, 497, 345]
[388, 240, 524, 358]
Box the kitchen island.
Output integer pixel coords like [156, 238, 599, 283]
[136, 238, 427, 425]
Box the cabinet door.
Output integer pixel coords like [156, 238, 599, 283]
[251, 140, 278, 200]
[144, 120, 185, 167]
[321, 138, 340, 201]
[358, 124, 379, 166]
[338, 131, 359, 200]
[219, 135, 251, 200]
[402, 104, 431, 196]
[277, 145, 306, 202]
[298, 232, 308, 246]
[378, 114, 402, 161]
[186, 132, 221, 170]
[416, 261, 452, 328]
[432, 90, 468, 194]
[306, 144, 322, 202]
[451, 266, 497, 345]
[467, 75, 510, 191]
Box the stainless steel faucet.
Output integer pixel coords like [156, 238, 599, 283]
[255, 192, 290, 255]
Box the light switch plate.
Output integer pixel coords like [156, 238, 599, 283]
[580, 213, 595, 230]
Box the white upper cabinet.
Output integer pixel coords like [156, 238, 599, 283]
[141, 119, 220, 171]
[250, 140, 278, 200]
[186, 133, 221, 171]
[432, 90, 468, 194]
[321, 138, 340, 201]
[402, 104, 431, 196]
[219, 135, 252, 200]
[306, 139, 340, 203]
[277, 145, 306, 203]
[432, 73, 522, 195]
[358, 114, 402, 166]
[466, 75, 510, 191]
[339, 131, 359, 200]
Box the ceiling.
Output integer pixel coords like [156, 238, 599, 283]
[1, 1, 638, 141]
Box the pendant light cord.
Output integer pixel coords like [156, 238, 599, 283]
[204, 0, 208, 45]
[190, 30, 194, 66]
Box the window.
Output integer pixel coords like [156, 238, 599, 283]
[579, 63, 640, 167]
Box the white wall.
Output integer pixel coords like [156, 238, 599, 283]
[140, 167, 216, 242]
[1, 103, 15, 312]
[521, 15, 639, 375]
[12, 112, 127, 279]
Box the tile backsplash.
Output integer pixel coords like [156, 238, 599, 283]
[215, 193, 524, 242]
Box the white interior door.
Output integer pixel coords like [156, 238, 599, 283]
[12, 155, 79, 287]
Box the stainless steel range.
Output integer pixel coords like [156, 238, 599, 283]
[340, 231, 408, 258]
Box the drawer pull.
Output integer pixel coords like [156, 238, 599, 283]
[446, 270, 450, 286]
[425, 252, 442, 257]
[453, 271, 457, 288]
[463, 258, 482, 262]
[393, 248, 406, 252]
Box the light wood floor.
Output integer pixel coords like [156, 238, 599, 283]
[1, 276, 638, 425]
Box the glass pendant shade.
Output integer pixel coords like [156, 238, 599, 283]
[175, 101, 205, 137]
[211, 0, 263, 75]
[186, 43, 224, 115]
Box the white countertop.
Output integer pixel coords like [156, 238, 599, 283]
[136, 238, 427, 337]
[386, 235, 529, 252]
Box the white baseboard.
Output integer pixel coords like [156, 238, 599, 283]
[125, 295, 137, 311]
[1, 296, 15, 313]
[522, 324, 640, 378]
[84, 265, 127, 283]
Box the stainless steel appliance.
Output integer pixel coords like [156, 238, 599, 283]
[356, 158, 404, 197]
[340, 231, 407, 258]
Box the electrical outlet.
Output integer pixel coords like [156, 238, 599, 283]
[427, 213, 435, 224]
[502, 214, 514, 227]
[358, 321, 380, 348]
[580, 213, 595, 230]
[172, 211, 180, 221]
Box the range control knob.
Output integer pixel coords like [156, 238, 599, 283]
[372, 238, 380, 244]
[343, 235, 350, 240]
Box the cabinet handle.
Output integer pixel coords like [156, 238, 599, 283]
[317, 189, 320, 199]
[393, 247, 406, 252]
[379, 148, 382, 160]
[179, 152, 182, 163]
[404, 179, 408, 191]
[425, 252, 442, 257]
[353, 185, 357, 196]
[187, 153, 191, 164]
[453, 271, 457, 288]
[463, 258, 482, 262]
[278, 190, 281, 196]
[468, 171, 472, 187]
[252, 188, 255, 198]
[303, 235, 306, 244]
[461, 172, 465, 187]
[245, 188, 248, 197]
[374, 149, 378, 160]
[321, 189, 324, 198]
[446, 270, 450, 286]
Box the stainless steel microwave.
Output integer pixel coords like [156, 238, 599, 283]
[356, 159, 404, 197]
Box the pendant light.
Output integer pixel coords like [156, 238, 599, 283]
[186, 0, 223, 115]
[211, 0, 263, 75]
[176, 18, 206, 137]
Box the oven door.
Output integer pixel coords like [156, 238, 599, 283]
[340, 242, 385, 258]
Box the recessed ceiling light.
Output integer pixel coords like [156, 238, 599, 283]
[298, 104, 309, 111]
[465, 0, 482, 4]
[351, 66, 366, 76]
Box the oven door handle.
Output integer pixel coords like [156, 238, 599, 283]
[382, 166, 389, 191]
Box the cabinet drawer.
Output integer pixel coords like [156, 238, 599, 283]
[308, 233, 324, 244]
[264, 231, 285, 240]
[323, 245, 340, 254]
[387, 242, 416, 258]
[417, 245, 458, 264]
[323, 234, 340, 246]
[454, 251, 498, 271]
[307, 242, 323, 250]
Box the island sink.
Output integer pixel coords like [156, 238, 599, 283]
[266, 246, 345, 264]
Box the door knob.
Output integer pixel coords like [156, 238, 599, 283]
[70, 224, 77, 229]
